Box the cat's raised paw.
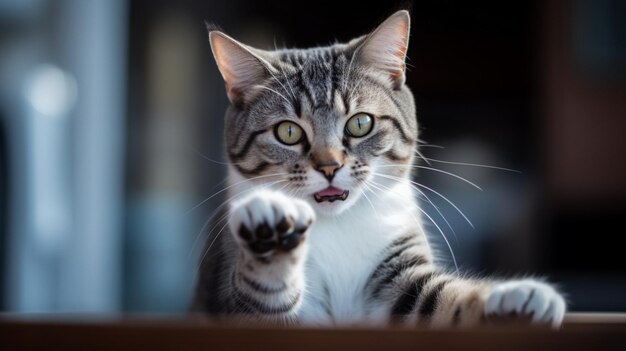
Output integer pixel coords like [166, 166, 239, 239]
[485, 279, 566, 327]
[229, 190, 315, 259]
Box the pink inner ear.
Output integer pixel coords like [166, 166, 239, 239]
[357, 11, 410, 87]
[209, 31, 271, 104]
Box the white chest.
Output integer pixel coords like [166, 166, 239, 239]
[299, 189, 422, 325]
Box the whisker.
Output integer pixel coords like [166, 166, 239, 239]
[367, 177, 460, 273]
[414, 148, 431, 166]
[197, 220, 230, 273]
[417, 204, 459, 274]
[418, 157, 520, 173]
[252, 84, 291, 105]
[412, 181, 475, 229]
[369, 175, 459, 243]
[273, 38, 298, 102]
[189, 145, 245, 166]
[377, 164, 483, 191]
[365, 178, 458, 272]
[193, 179, 289, 271]
[416, 189, 458, 244]
[359, 185, 383, 229]
[188, 179, 288, 260]
[372, 172, 475, 229]
[185, 172, 289, 215]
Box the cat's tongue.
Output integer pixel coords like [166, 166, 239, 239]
[317, 186, 344, 197]
[314, 186, 349, 203]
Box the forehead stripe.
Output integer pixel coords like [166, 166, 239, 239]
[379, 115, 412, 143]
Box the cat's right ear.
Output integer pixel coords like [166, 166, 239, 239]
[208, 30, 271, 106]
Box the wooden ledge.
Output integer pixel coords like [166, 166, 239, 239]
[1, 313, 625, 350]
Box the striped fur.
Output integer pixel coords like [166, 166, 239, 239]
[192, 11, 566, 327]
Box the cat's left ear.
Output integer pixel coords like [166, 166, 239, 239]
[355, 10, 410, 90]
[208, 29, 273, 106]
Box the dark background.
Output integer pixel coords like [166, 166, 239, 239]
[1, 0, 625, 313]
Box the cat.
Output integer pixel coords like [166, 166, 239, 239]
[192, 10, 566, 327]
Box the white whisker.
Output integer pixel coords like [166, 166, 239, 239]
[188, 179, 288, 259]
[373, 172, 475, 229]
[417, 205, 459, 273]
[189, 145, 244, 166]
[377, 164, 483, 191]
[252, 84, 291, 105]
[419, 157, 520, 173]
[185, 172, 289, 215]
[273, 38, 298, 102]
[366, 174, 459, 274]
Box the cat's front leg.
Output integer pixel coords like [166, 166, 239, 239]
[423, 277, 566, 328]
[226, 189, 314, 322]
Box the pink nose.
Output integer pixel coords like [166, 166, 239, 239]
[311, 149, 344, 181]
[316, 162, 342, 181]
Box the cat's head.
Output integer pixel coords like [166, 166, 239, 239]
[209, 11, 417, 216]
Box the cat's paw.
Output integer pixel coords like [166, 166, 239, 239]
[484, 279, 566, 327]
[229, 189, 315, 260]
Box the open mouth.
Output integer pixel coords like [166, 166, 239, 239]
[313, 186, 349, 203]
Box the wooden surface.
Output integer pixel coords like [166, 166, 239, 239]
[1, 313, 625, 350]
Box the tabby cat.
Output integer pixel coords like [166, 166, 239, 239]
[192, 10, 566, 327]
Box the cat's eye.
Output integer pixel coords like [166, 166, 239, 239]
[345, 113, 373, 138]
[275, 121, 304, 145]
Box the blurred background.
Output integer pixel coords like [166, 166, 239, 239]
[0, 0, 625, 314]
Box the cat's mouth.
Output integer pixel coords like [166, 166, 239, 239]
[313, 186, 349, 203]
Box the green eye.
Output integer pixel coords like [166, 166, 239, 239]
[275, 121, 304, 145]
[345, 113, 373, 137]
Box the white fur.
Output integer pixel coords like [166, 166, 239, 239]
[226, 167, 565, 327]
[485, 279, 566, 327]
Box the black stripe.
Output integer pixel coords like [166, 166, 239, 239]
[370, 248, 412, 283]
[342, 134, 352, 151]
[390, 271, 435, 316]
[230, 129, 266, 160]
[403, 255, 429, 268]
[295, 71, 315, 109]
[238, 273, 286, 294]
[521, 288, 535, 312]
[301, 139, 311, 156]
[328, 69, 336, 109]
[372, 235, 418, 272]
[371, 265, 409, 298]
[293, 97, 302, 117]
[452, 306, 462, 326]
[390, 282, 420, 316]
[418, 279, 449, 319]
[341, 92, 351, 115]
[392, 234, 416, 247]
[379, 241, 417, 268]
[322, 283, 333, 317]
[232, 285, 300, 315]
[379, 115, 412, 143]
[235, 161, 272, 176]
[367, 235, 419, 295]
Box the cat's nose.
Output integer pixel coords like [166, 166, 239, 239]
[311, 149, 344, 182]
[315, 161, 343, 181]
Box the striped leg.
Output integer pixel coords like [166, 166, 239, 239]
[225, 190, 314, 322]
[367, 233, 566, 328]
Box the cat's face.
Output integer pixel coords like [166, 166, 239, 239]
[211, 11, 417, 215]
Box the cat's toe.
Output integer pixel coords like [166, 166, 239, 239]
[485, 279, 565, 327]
